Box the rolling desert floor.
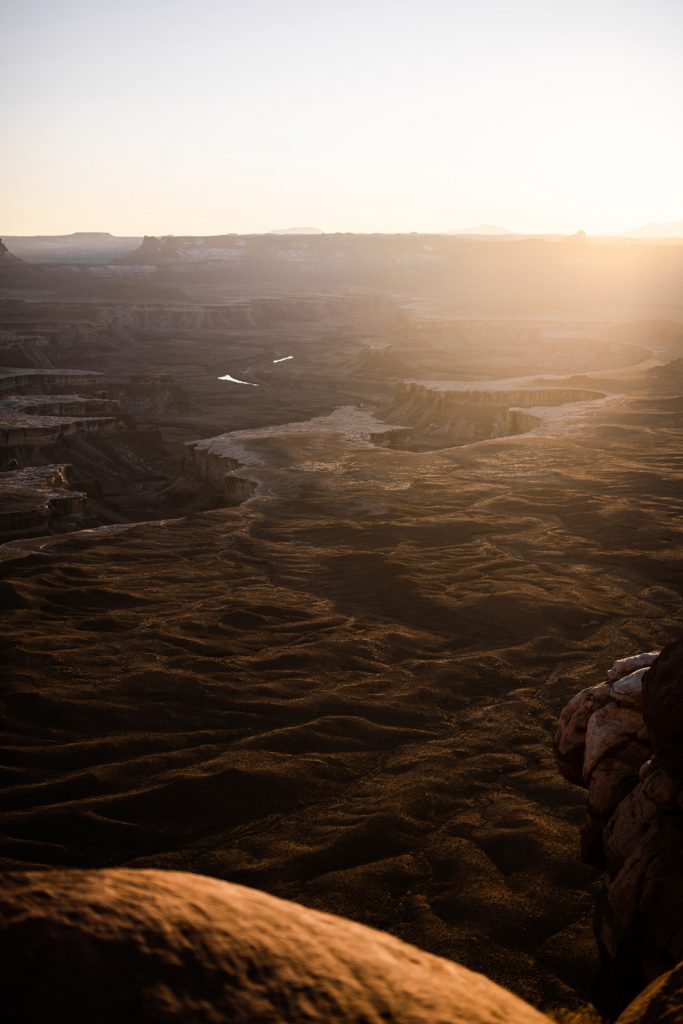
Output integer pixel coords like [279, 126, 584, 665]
[1, 292, 683, 1017]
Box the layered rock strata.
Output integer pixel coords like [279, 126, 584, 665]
[0, 464, 88, 540]
[0, 392, 122, 448]
[555, 640, 683, 1011]
[385, 382, 604, 450]
[183, 445, 257, 504]
[0, 367, 103, 393]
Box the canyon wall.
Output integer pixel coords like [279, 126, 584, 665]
[381, 381, 605, 450]
[184, 443, 257, 504]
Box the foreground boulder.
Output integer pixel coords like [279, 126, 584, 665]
[555, 640, 683, 1012]
[0, 868, 550, 1024]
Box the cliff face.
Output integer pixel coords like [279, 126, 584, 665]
[393, 382, 604, 408]
[554, 641, 683, 1013]
[183, 443, 257, 504]
[383, 381, 603, 450]
[0, 369, 104, 393]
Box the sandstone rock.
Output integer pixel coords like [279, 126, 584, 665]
[615, 960, 683, 1023]
[583, 705, 644, 781]
[587, 749, 649, 819]
[608, 653, 659, 683]
[0, 868, 551, 1024]
[555, 641, 683, 1014]
[611, 668, 649, 706]
[554, 681, 612, 785]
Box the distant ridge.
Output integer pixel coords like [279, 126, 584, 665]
[622, 220, 683, 239]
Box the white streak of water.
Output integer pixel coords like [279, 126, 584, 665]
[218, 374, 259, 386]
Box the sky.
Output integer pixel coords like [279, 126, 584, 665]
[1, 0, 681, 236]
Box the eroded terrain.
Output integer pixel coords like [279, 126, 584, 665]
[1, 242, 682, 1017]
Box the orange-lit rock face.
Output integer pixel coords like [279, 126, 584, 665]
[1, 868, 550, 1024]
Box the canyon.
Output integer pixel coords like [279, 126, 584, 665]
[1, 234, 682, 1021]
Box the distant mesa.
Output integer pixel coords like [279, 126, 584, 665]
[135, 234, 173, 257]
[2, 233, 141, 263]
[622, 220, 683, 239]
[268, 226, 325, 235]
[119, 234, 246, 265]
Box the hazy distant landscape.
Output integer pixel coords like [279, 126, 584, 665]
[5, 220, 683, 264]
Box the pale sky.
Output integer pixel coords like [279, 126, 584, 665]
[1, 0, 681, 236]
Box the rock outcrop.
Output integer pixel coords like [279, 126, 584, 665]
[0, 868, 550, 1024]
[555, 640, 683, 1012]
[0, 238, 22, 262]
[0, 464, 89, 540]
